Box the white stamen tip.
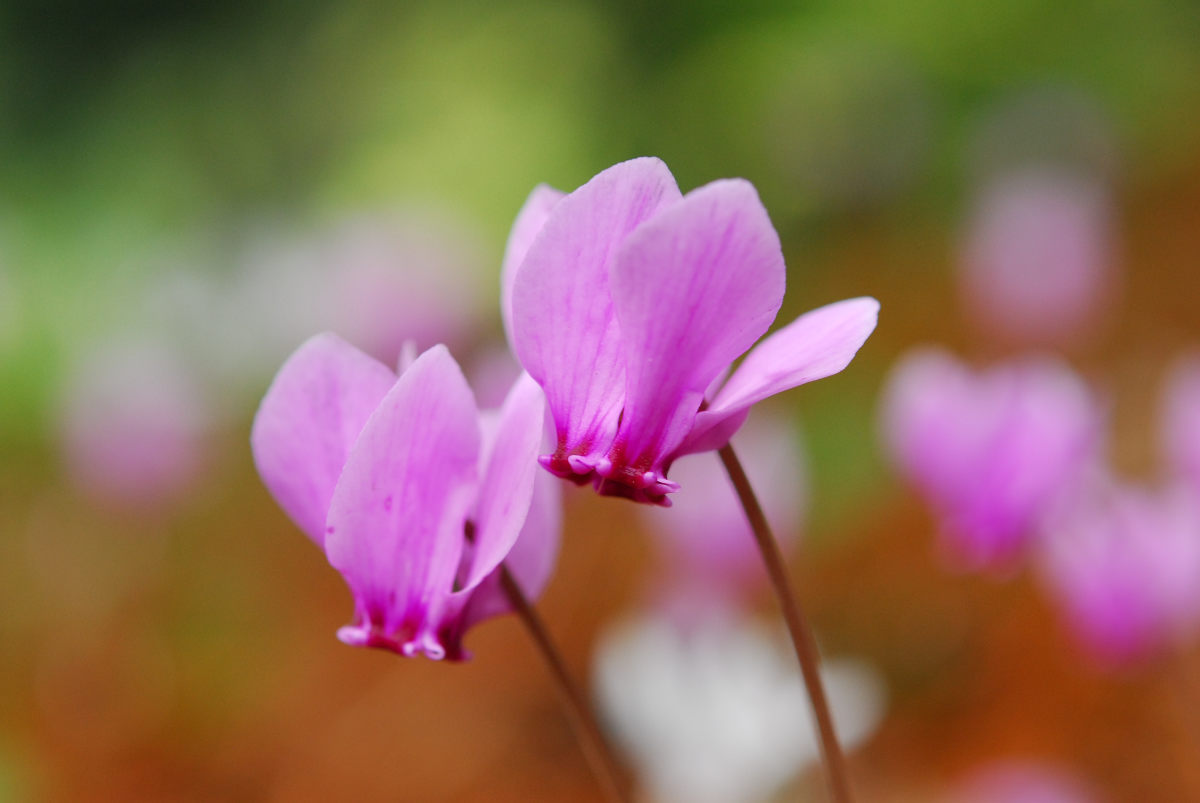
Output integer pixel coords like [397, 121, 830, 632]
[567, 454, 594, 475]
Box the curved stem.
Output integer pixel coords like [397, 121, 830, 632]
[717, 443, 853, 803]
[498, 564, 632, 803]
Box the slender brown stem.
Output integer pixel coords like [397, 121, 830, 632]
[718, 443, 853, 803]
[498, 564, 632, 803]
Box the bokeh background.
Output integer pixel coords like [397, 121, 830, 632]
[3, 1, 1200, 800]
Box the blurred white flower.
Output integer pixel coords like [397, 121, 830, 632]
[593, 612, 886, 803]
[142, 209, 491, 409]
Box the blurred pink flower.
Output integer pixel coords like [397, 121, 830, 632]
[322, 213, 489, 363]
[251, 335, 559, 660]
[506, 157, 878, 505]
[639, 413, 806, 623]
[466, 344, 526, 410]
[1161, 354, 1200, 492]
[881, 348, 1101, 571]
[951, 760, 1098, 803]
[1037, 476, 1200, 664]
[960, 170, 1113, 347]
[58, 338, 210, 509]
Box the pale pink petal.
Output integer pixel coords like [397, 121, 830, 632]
[460, 372, 546, 592]
[250, 333, 396, 546]
[684, 297, 879, 453]
[610, 178, 785, 469]
[504, 466, 563, 601]
[501, 185, 565, 346]
[511, 157, 682, 465]
[325, 346, 480, 658]
[461, 467, 563, 630]
[674, 408, 750, 459]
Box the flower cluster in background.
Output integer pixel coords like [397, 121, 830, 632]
[879, 104, 1200, 671]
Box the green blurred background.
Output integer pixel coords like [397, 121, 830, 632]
[2, 1, 1199, 800]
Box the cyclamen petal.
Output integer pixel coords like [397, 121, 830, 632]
[326, 346, 480, 659]
[502, 467, 563, 603]
[460, 467, 563, 632]
[610, 179, 785, 487]
[511, 157, 682, 481]
[462, 371, 547, 593]
[251, 333, 396, 546]
[683, 297, 880, 456]
[501, 184, 565, 346]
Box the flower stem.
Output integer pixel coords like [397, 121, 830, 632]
[498, 564, 632, 803]
[718, 443, 853, 803]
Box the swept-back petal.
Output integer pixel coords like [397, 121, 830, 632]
[683, 297, 879, 454]
[461, 372, 546, 592]
[503, 467, 563, 601]
[511, 157, 682, 466]
[250, 333, 396, 546]
[460, 468, 563, 631]
[611, 178, 785, 470]
[501, 185, 565, 346]
[325, 345, 480, 657]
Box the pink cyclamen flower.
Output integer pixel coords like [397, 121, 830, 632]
[251, 334, 559, 660]
[960, 169, 1113, 348]
[503, 157, 879, 505]
[952, 760, 1097, 803]
[1037, 476, 1200, 664]
[323, 212, 488, 363]
[881, 348, 1101, 571]
[59, 338, 210, 509]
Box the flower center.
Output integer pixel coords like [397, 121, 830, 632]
[539, 446, 679, 506]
